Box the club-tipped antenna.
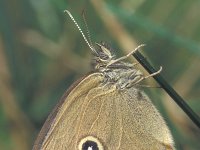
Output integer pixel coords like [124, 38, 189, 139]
[64, 10, 97, 54]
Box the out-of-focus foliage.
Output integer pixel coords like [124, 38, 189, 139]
[0, 0, 200, 149]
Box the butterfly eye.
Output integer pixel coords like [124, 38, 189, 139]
[78, 136, 104, 150]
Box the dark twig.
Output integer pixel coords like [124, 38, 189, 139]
[133, 51, 200, 129]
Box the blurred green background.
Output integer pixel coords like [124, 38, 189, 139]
[0, 0, 200, 149]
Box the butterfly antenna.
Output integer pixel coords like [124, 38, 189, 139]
[82, 10, 94, 49]
[64, 10, 97, 54]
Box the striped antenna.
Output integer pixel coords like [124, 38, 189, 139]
[64, 10, 97, 54]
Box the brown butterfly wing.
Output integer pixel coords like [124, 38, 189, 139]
[76, 84, 174, 149]
[119, 88, 174, 149]
[33, 73, 104, 150]
[33, 73, 174, 150]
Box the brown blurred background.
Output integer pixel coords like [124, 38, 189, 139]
[0, 0, 200, 150]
